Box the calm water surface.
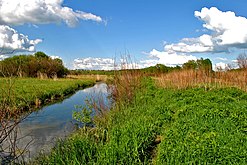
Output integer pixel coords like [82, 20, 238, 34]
[16, 83, 111, 161]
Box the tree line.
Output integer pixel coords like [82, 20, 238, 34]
[141, 58, 212, 75]
[0, 53, 216, 78]
[0, 52, 68, 78]
[69, 58, 213, 76]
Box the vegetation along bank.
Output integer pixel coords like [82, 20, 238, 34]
[0, 78, 95, 112]
[36, 76, 247, 164]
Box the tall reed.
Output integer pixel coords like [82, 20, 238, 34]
[110, 56, 143, 105]
[157, 69, 247, 91]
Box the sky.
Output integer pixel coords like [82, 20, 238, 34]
[1, 0, 247, 70]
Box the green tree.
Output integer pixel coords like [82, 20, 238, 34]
[183, 58, 212, 72]
[0, 52, 68, 78]
[182, 60, 197, 70]
[197, 58, 212, 71]
[34, 51, 49, 59]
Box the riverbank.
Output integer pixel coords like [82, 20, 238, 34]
[0, 83, 110, 164]
[35, 77, 247, 164]
[0, 78, 95, 112]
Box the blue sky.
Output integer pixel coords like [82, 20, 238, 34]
[1, 0, 247, 70]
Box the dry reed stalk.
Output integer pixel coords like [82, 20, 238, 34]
[110, 55, 143, 104]
[157, 69, 247, 91]
[111, 69, 142, 104]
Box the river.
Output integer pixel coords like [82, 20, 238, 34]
[6, 83, 111, 163]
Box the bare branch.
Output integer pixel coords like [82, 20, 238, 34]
[237, 52, 247, 69]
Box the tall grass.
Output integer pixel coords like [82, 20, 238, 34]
[157, 69, 247, 91]
[111, 56, 143, 104]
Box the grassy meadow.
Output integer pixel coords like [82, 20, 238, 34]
[35, 69, 247, 164]
[0, 77, 95, 111]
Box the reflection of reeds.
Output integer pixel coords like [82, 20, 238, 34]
[157, 69, 247, 91]
[0, 78, 32, 164]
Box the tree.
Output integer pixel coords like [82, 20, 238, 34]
[237, 53, 247, 69]
[182, 58, 212, 72]
[197, 58, 212, 71]
[155, 64, 169, 73]
[182, 60, 197, 70]
[34, 51, 49, 59]
[0, 53, 68, 78]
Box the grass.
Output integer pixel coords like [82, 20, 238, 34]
[0, 77, 95, 111]
[156, 69, 247, 91]
[35, 76, 247, 164]
[156, 87, 247, 164]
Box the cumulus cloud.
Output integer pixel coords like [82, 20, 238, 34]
[215, 62, 227, 70]
[73, 57, 116, 70]
[165, 7, 247, 54]
[0, 0, 103, 54]
[0, 25, 42, 53]
[73, 51, 197, 70]
[139, 59, 159, 68]
[0, 54, 8, 61]
[50, 55, 62, 60]
[72, 51, 198, 70]
[73, 57, 144, 70]
[141, 49, 197, 68]
[0, 0, 102, 27]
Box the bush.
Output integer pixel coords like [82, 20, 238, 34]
[0, 52, 68, 78]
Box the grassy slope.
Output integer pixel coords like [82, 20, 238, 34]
[37, 78, 247, 164]
[0, 78, 94, 110]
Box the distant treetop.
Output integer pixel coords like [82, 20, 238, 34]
[34, 51, 49, 59]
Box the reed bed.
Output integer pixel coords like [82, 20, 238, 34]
[156, 69, 247, 91]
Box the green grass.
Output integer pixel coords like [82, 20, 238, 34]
[35, 78, 247, 164]
[156, 87, 247, 164]
[0, 78, 95, 110]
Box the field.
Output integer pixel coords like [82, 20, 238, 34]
[0, 77, 95, 111]
[36, 76, 247, 164]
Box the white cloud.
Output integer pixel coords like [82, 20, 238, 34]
[73, 57, 116, 70]
[50, 55, 62, 60]
[73, 57, 144, 70]
[0, 54, 8, 61]
[215, 62, 227, 70]
[0, 0, 103, 54]
[0, 25, 42, 53]
[216, 57, 228, 61]
[165, 7, 247, 54]
[141, 49, 197, 67]
[72, 51, 197, 71]
[0, 0, 102, 27]
[139, 59, 159, 68]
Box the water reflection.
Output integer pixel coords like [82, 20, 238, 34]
[83, 83, 109, 94]
[15, 83, 110, 162]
